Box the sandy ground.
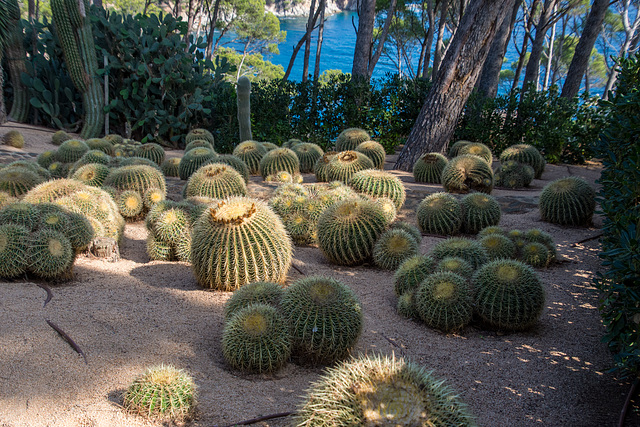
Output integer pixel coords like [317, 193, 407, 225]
[0, 122, 635, 427]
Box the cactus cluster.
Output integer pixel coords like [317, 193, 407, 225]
[355, 140, 386, 170]
[326, 151, 375, 184]
[539, 176, 596, 226]
[416, 192, 462, 236]
[145, 200, 200, 262]
[413, 152, 448, 184]
[441, 154, 494, 194]
[430, 237, 488, 270]
[447, 140, 471, 157]
[296, 354, 475, 426]
[499, 144, 545, 179]
[223, 281, 285, 320]
[112, 139, 142, 157]
[292, 143, 324, 173]
[265, 171, 304, 184]
[476, 225, 556, 267]
[123, 365, 196, 422]
[232, 140, 267, 175]
[185, 128, 215, 147]
[334, 128, 371, 151]
[191, 197, 292, 290]
[281, 276, 363, 363]
[86, 138, 114, 155]
[348, 169, 406, 209]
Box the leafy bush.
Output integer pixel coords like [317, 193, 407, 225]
[455, 85, 607, 164]
[593, 54, 640, 378]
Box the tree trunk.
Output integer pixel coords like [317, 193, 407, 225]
[522, 0, 556, 92]
[560, 0, 610, 98]
[511, 0, 539, 91]
[542, 3, 557, 90]
[476, 0, 521, 98]
[0, 60, 6, 125]
[205, 0, 222, 61]
[352, 0, 376, 78]
[431, 0, 450, 79]
[283, 5, 322, 81]
[313, 0, 326, 81]
[394, 0, 516, 171]
[184, 0, 196, 43]
[93, 0, 102, 7]
[421, 0, 435, 78]
[367, 0, 397, 78]
[302, 0, 318, 82]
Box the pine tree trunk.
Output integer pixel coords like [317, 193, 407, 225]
[394, 0, 515, 171]
[561, 0, 609, 99]
[431, 0, 449, 79]
[302, 0, 317, 82]
[352, 0, 376, 78]
[313, 0, 325, 81]
[522, 0, 555, 92]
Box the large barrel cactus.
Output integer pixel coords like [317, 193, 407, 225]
[355, 140, 386, 170]
[499, 144, 546, 179]
[415, 271, 474, 332]
[326, 151, 375, 184]
[539, 177, 596, 226]
[447, 140, 471, 158]
[473, 259, 545, 330]
[184, 163, 247, 199]
[296, 354, 475, 426]
[441, 154, 494, 194]
[281, 276, 363, 363]
[185, 128, 215, 146]
[232, 140, 267, 175]
[460, 193, 501, 234]
[316, 197, 388, 266]
[494, 160, 535, 189]
[190, 197, 292, 291]
[413, 152, 448, 184]
[335, 128, 370, 152]
[258, 147, 300, 179]
[292, 143, 324, 173]
[431, 237, 488, 270]
[416, 192, 462, 236]
[349, 169, 406, 209]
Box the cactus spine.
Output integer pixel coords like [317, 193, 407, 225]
[237, 76, 252, 142]
[50, 0, 104, 138]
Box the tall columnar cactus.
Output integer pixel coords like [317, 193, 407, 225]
[334, 128, 370, 151]
[416, 192, 462, 236]
[232, 140, 267, 175]
[460, 193, 501, 234]
[281, 276, 363, 363]
[222, 304, 292, 373]
[539, 177, 596, 226]
[292, 143, 324, 173]
[2, 0, 28, 123]
[237, 76, 252, 142]
[326, 151, 375, 184]
[441, 154, 494, 194]
[473, 259, 546, 330]
[123, 365, 197, 422]
[349, 169, 406, 209]
[296, 354, 475, 426]
[355, 140, 386, 170]
[458, 142, 493, 164]
[316, 197, 388, 266]
[190, 197, 292, 291]
[258, 147, 300, 179]
[499, 144, 546, 179]
[415, 271, 474, 332]
[50, 0, 104, 138]
[413, 152, 449, 184]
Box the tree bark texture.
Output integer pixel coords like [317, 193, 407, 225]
[430, 0, 450, 79]
[367, 0, 397, 78]
[205, 0, 222, 61]
[313, 0, 326, 81]
[302, 0, 317, 81]
[522, 0, 556, 92]
[352, 0, 376, 78]
[476, 0, 521, 98]
[394, 0, 516, 171]
[561, 0, 608, 98]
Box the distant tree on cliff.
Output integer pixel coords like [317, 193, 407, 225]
[394, 0, 517, 171]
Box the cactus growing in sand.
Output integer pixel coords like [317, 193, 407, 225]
[349, 169, 406, 209]
[460, 193, 501, 235]
[373, 229, 419, 271]
[185, 163, 247, 199]
[355, 140, 385, 170]
[393, 255, 436, 297]
[415, 271, 474, 332]
[499, 144, 545, 179]
[292, 143, 324, 173]
[134, 143, 165, 166]
[416, 192, 462, 236]
[431, 237, 488, 270]
[258, 147, 300, 179]
[232, 141, 267, 175]
[224, 281, 284, 320]
[413, 153, 448, 184]
[335, 128, 370, 152]
[539, 177, 596, 226]
[326, 151, 374, 184]
[441, 154, 494, 194]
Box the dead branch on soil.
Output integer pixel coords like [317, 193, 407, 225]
[216, 411, 294, 426]
[36, 283, 53, 307]
[45, 319, 87, 364]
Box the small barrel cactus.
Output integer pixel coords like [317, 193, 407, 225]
[460, 192, 501, 234]
[36, 203, 70, 233]
[185, 128, 215, 146]
[177, 147, 217, 180]
[292, 143, 324, 173]
[3, 130, 24, 148]
[389, 221, 422, 245]
[0, 223, 30, 278]
[48, 161, 70, 179]
[265, 170, 303, 184]
[103, 134, 124, 145]
[123, 365, 196, 422]
[520, 242, 550, 268]
[117, 190, 144, 219]
[222, 303, 291, 373]
[52, 130, 71, 146]
[134, 143, 166, 166]
[232, 140, 267, 175]
[143, 188, 165, 209]
[295, 354, 475, 426]
[373, 228, 419, 271]
[447, 140, 471, 157]
[185, 163, 247, 200]
[539, 176, 596, 226]
[28, 228, 75, 279]
[281, 276, 363, 363]
[435, 256, 474, 278]
[65, 212, 95, 252]
[283, 138, 303, 149]
[86, 138, 114, 155]
[258, 147, 300, 179]
[313, 152, 338, 182]
[146, 233, 175, 261]
[457, 142, 493, 164]
[190, 197, 292, 291]
[499, 144, 546, 179]
[524, 228, 556, 263]
[478, 225, 506, 238]
[161, 158, 181, 177]
[416, 192, 462, 236]
[0, 168, 44, 197]
[184, 139, 214, 153]
[224, 281, 284, 320]
[441, 154, 494, 194]
[316, 197, 388, 266]
[103, 164, 166, 196]
[431, 237, 488, 270]
[355, 140, 385, 170]
[326, 151, 375, 184]
[473, 259, 546, 330]
[37, 151, 57, 169]
[261, 141, 279, 151]
[479, 234, 516, 260]
[334, 128, 370, 152]
[55, 139, 89, 163]
[151, 208, 191, 248]
[494, 160, 535, 189]
[413, 152, 448, 184]
[212, 154, 250, 183]
[397, 291, 419, 319]
[393, 254, 436, 297]
[71, 163, 111, 187]
[349, 169, 406, 209]
[415, 271, 474, 332]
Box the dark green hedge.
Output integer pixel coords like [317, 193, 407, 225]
[593, 53, 640, 378]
